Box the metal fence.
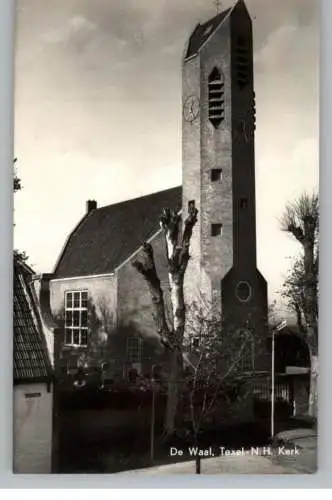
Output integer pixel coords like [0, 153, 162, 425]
[252, 380, 292, 403]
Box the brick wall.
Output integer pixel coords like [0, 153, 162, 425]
[182, 15, 236, 311]
[200, 16, 234, 295]
[182, 6, 268, 359]
[182, 54, 203, 306]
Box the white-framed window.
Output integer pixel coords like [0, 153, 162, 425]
[64, 291, 88, 346]
[126, 336, 141, 364]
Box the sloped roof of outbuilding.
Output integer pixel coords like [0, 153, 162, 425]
[54, 186, 182, 278]
[13, 260, 52, 383]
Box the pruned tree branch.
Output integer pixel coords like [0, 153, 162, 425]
[281, 192, 319, 246]
[132, 242, 171, 348]
[160, 208, 181, 263]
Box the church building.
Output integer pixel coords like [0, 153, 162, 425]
[35, 0, 268, 382]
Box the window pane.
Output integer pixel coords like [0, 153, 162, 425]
[65, 328, 72, 345]
[73, 310, 80, 327]
[211, 168, 222, 182]
[73, 292, 80, 308]
[127, 337, 140, 363]
[80, 329, 88, 346]
[81, 310, 88, 327]
[81, 292, 88, 308]
[66, 293, 73, 308]
[73, 329, 80, 345]
[65, 311, 73, 327]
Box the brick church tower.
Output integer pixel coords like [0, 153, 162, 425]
[182, 0, 268, 349]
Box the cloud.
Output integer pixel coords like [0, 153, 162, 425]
[254, 24, 298, 68]
[14, 0, 319, 294]
[40, 14, 96, 45]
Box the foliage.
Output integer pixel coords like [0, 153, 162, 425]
[13, 158, 22, 193]
[13, 158, 29, 264]
[281, 256, 317, 332]
[13, 249, 29, 264]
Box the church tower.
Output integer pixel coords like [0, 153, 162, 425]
[182, 0, 268, 349]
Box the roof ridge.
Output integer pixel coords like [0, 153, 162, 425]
[95, 185, 181, 212]
[54, 186, 182, 278]
[185, 1, 242, 60]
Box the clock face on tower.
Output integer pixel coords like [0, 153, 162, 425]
[183, 95, 200, 122]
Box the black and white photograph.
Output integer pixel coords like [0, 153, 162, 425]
[13, 0, 318, 475]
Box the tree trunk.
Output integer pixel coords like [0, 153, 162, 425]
[307, 340, 318, 420]
[133, 207, 198, 437]
[193, 433, 201, 474]
[164, 349, 181, 436]
[303, 241, 318, 420]
[195, 456, 201, 474]
[163, 273, 186, 435]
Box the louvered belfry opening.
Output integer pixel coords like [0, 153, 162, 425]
[208, 67, 224, 129]
[236, 35, 250, 89]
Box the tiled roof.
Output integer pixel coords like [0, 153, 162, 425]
[54, 186, 182, 278]
[14, 261, 52, 383]
[185, 8, 232, 59]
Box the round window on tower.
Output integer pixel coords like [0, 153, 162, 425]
[235, 281, 252, 303]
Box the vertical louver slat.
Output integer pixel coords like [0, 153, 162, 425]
[236, 36, 249, 90]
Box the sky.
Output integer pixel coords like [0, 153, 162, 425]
[14, 0, 319, 306]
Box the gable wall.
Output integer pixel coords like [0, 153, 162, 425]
[49, 230, 171, 377]
[116, 230, 171, 375]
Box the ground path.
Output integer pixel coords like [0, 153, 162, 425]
[116, 452, 301, 475]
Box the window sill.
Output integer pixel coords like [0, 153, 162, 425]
[63, 344, 88, 350]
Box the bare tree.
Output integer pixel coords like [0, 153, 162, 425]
[281, 192, 319, 418]
[132, 203, 198, 436]
[181, 302, 260, 473]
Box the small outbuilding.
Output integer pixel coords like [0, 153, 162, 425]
[13, 259, 54, 473]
